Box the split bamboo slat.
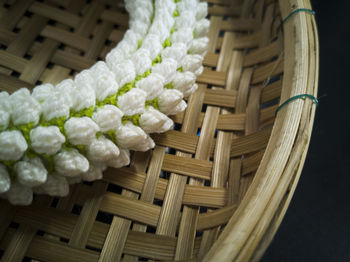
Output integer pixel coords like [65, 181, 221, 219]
[0, 0, 318, 261]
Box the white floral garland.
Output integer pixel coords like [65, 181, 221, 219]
[0, 0, 209, 205]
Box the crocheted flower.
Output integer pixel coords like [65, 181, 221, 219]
[171, 27, 193, 48]
[141, 34, 163, 60]
[0, 92, 10, 131]
[173, 71, 197, 97]
[117, 88, 147, 116]
[72, 77, 96, 111]
[158, 89, 184, 115]
[81, 163, 106, 182]
[115, 122, 154, 151]
[196, 2, 208, 20]
[140, 106, 173, 133]
[64, 117, 99, 145]
[182, 54, 204, 76]
[56, 79, 75, 108]
[54, 149, 89, 177]
[166, 99, 187, 116]
[92, 105, 123, 132]
[152, 58, 177, 84]
[194, 19, 210, 38]
[132, 48, 152, 76]
[6, 182, 33, 206]
[107, 149, 130, 168]
[10, 88, 41, 126]
[149, 19, 169, 43]
[42, 90, 70, 121]
[91, 62, 119, 101]
[30, 126, 66, 155]
[175, 11, 196, 29]
[0, 164, 10, 194]
[136, 73, 165, 100]
[32, 83, 54, 103]
[0, 130, 27, 161]
[87, 136, 120, 163]
[37, 174, 69, 197]
[14, 157, 47, 187]
[189, 37, 209, 56]
[161, 43, 187, 67]
[112, 60, 136, 87]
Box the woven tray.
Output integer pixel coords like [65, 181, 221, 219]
[0, 0, 318, 261]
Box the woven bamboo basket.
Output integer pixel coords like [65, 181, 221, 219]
[0, 0, 318, 261]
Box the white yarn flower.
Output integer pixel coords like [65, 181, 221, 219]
[182, 54, 204, 76]
[10, 88, 41, 126]
[154, 7, 175, 30]
[56, 79, 75, 107]
[64, 117, 99, 145]
[42, 90, 70, 121]
[32, 83, 54, 103]
[171, 27, 193, 48]
[38, 174, 69, 197]
[107, 149, 130, 168]
[142, 34, 163, 60]
[0, 130, 27, 161]
[196, 2, 208, 21]
[166, 99, 187, 116]
[106, 48, 126, 69]
[6, 183, 33, 206]
[140, 106, 174, 133]
[30, 126, 66, 155]
[158, 89, 184, 115]
[175, 11, 196, 30]
[135, 73, 165, 100]
[92, 105, 123, 132]
[173, 71, 197, 97]
[54, 149, 89, 177]
[74, 69, 94, 89]
[132, 48, 152, 76]
[161, 43, 187, 68]
[111, 60, 136, 87]
[176, 0, 198, 14]
[188, 37, 209, 56]
[90, 62, 119, 101]
[72, 74, 96, 111]
[87, 136, 120, 163]
[14, 157, 47, 187]
[152, 58, 177, 84]
[0, 164, 10, 194]
[194, 19, 210, 38]
[115, 122, 154, 151]
[0, 92, 10, 131]
[117, 88, 147, 116]
[82, 163, 106, 182]
[149, 19, 169, 43]
[130, 20, 149, 37]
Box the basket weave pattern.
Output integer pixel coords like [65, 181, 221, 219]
[0, 0, 318, 261]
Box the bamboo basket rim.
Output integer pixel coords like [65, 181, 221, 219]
[203, 0, 319, 260]
[0, 0, 319, 261]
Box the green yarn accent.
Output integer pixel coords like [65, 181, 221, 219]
[96, 93, 117, 108]
[16, 122, 35, 141]
[151, 0, 155, 23]
[162, 38, 171, 48]
[41, 153, 55, 174]
[96, 131, 103, 139]
[75, 144, 86, 155]
[0, 125, 3, 132]
[170, 26, 175, 34]
[164, 82, 174, 89]
[117, 82, 135, 97]
[41, 116, 66, 134]
[174, 0, 181, 2]
[152, 54, 162, 66]
[177, 66, 183, 72]
[138, 39, 143, 49]
[145, 98, 159, 110]
[105, 130, 117, 144]
[135, 69, 152, 81]
[122, 114, 141, 126]
[70, 106, 95, 118]
[173, 10, 179, 17]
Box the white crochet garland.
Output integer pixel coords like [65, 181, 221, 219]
[0, 0, 209, 205]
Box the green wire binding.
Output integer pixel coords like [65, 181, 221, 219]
[275, 94, 318, 116]
[277, 8, 315, 34]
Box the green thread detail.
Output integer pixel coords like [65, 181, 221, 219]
[70, 106, 95, 118]
[170, 26, 175, 34]
[173, 10, 179, 17]
[117, 82, 135, 97]
[0, 125, 3, 131]
[164, 82, 174, 89]
[41, 116, 66, 134]
[174, 0, 181, 2]
[96, 93, 117, 108]
[145, 98, 159, 110]
[41, 154, 55, 174]
[162, 38, 172, 48]
[96, 131, 103, 139]
[26, 149, 39, 159]
[177, 66, 183, 72]
[75, 144, 87, 155]
[152, 54, 162, 66]
[138, 39, 143, 49]
[122, 114, 141, 126]
[105, 130, 117, 144]
[275, 94, 319, 116]
[277, 8, 315, 34]
[16, 122, 35, 141]
[150, 0, 155, 23]
[135, 69, 152, 81]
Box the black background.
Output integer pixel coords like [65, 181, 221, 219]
[262, 1, 350, 261]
